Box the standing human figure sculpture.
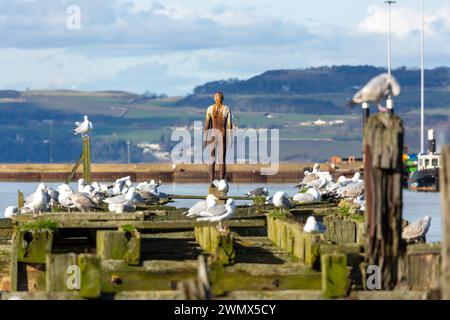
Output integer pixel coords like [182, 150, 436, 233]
[204, 92, 233, 187]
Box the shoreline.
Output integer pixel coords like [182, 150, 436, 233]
[0, 162, 362, 182]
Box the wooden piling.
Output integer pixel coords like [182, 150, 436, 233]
[77, 254, 101, 299]
[440, 145, 450, 299]
[46, 253, 77, 292]
[364, 113, 405, 290]
[321, 253, 349, 298]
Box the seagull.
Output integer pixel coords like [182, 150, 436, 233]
[245, 187, 269, 198]
[57, 185, 77, 211]
[77, 178, 94, 194]
[303, 216, 327, 233]
[339, 180, 364, 200]
[184, 194, 219, 217]
[347, 73, 401, 112]
[108, 202, 136, 214]
[273, 191, 293, 213]
[213, 179, 229, 193]
[197, 198, 236, 232]
[21, 183, 49, 217]
[69, 193, 100, 212]
[104, 187, 144, 208]
[4, 206, 18, 218]
[74, 115, 93, 137]
[402, 216, 431, 244]
[293, 188, 321, 204]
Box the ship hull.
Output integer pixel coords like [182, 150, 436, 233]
[407, 168, 440, 192]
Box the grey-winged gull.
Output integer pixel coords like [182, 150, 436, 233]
[69, 192, 100, 212]
[348, 73, 401, 111]
[184, 194, 218, 217]
[402, 216, 431, 244]
[245, 187, 269, 198]
[196, 198, 236, 231]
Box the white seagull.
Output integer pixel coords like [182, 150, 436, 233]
[303, 216, 327, 234]
[273, 191, 293, 213]
[184, 194, 219, 217]
[196, 198, 236, 232]
[213, 179, 229, 193]
[74, 115, 93, 136]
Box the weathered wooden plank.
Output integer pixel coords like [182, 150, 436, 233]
[46, 253, 77, 292]
[441, 145, 450, 300]
[14, 217, 265, 230]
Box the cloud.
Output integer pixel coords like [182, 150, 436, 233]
[0, 0, 449, 95]
[358, 4, 450, 38]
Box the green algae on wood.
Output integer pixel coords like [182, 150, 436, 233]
[15, 229, 53, 264]
[321, 253, 349, 298]
[78, 254, 101, 299]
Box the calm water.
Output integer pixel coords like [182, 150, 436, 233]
[0, 182, 442, 243]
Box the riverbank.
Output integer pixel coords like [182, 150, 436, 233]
[0, 162, 362, 183]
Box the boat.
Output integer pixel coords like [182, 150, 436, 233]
[406, 4, 440, 193]
[407, 129, 440, 192]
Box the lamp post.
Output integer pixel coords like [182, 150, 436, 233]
[127, 141, 131, 164]
[385, 1, 396, 113]
[420, 0, 425, 155]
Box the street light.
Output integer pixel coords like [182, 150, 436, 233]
[420, 0, 425, 155]
[127, 141, 131, 164]
[385, 1, 396, 113]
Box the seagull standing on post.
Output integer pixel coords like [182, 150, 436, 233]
[74, 115, 93, 137]
[347, 73, 401, 112]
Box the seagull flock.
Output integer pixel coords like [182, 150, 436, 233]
[4, 177, 169, 218]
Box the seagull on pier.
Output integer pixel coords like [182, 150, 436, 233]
[293, 188, 321, 204]
[184, 194, 219, 217]
[21, 183, 49, 217]
[212, 179, 229, 193]
[303, 216, 327, 234]
[402, 216, 431, 244]
[4, 206, 18, 218]
[104, 187, 144, 209]
[69, 192, 100, 212]
[57, 184, 77, 211]
[245, 187, 269, 198]
[74, 115, 93, 137]
[196, 198, 236, 232]
[273, 191, 293, 213]
[347, 73, 401, 112]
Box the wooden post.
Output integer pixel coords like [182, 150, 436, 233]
[83, 135, 92, 185]
[440, 145, 450, 299]
[364, 113, 405, 290]
[17, 190, 24, 209]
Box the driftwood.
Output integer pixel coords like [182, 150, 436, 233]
[441, 145, 450, 299]
[364, 113, 405, 290]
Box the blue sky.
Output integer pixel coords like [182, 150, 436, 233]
[0, 0, 449, 95]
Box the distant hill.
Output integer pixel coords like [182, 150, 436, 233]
[174, 66, 450, 113]
[192, 66, 450, 95]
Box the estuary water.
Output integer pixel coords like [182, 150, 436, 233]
[0, 182, 442, 243]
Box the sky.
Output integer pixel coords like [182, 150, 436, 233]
[0, 0, 449, 95]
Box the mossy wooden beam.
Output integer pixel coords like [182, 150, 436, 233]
[194, 226, 235, 265]
[321, 253, 349, 298]
[266, 215, 322, 267]
[15, 229, 53, 264]
[96, 230, 141, 266]
[78, 254, 101, 299]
